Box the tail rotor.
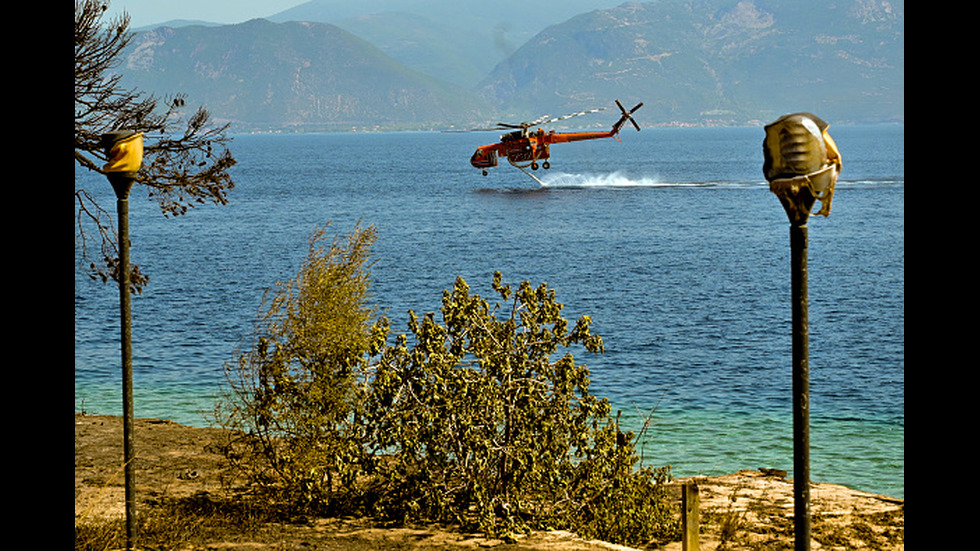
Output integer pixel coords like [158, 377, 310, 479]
[612, 99, 643, 134]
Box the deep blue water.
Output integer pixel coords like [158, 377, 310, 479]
[75, 125, 904, 498]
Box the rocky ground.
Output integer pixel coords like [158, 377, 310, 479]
[75, 414, 903, 550]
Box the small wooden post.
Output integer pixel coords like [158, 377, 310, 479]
[682, 483, 700, 551]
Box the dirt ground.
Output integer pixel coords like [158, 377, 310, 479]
[75, 413, 903, 550]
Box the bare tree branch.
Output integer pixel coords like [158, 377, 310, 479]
[75, 0, 237, 292]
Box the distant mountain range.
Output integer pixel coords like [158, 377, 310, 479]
[123, 19, 484, 131]
[120, 0, 903, 131]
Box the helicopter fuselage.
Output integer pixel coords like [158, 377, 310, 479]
[470, 128, 618, 170]
[467, 100, 642, 175]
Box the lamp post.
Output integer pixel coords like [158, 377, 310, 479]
[100, 130, 144, 550]
[762, 113, 841, 551]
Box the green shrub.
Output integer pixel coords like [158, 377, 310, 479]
[363, 273, 677, 544]
[221, 227, 678, 545]
[220, 223, 382, 511]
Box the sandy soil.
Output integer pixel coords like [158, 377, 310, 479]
[75, 413, 903, 550]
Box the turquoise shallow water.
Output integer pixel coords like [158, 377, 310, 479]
[75, 125, 904, 498]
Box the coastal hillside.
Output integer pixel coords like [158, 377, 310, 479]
[477, 0, 904, 125]
[120, 18, 487, 131]
[266, 0, 630, 89]
[119, 1, 903, 130]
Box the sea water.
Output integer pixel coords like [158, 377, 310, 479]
[74, 125, 904, 498]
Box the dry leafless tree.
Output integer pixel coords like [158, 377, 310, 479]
[75, 0, 237, 292]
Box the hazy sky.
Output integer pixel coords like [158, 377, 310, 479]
[106, 1, 306, 28]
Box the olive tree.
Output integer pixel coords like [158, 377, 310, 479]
[220, 224, 383, 510]
[363, 273, 678, 543]
[75, 0, 236, 292]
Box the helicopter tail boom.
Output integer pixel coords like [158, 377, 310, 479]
[543, 100, 644, 144]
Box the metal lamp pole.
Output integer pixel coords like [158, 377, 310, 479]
[788, 208, 811, 550]
[762, 113, 841, 551]
[100, 130, 144, 550]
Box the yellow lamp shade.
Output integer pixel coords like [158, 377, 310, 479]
[103, 132, 144, 173]
[763, 113, 841, 220]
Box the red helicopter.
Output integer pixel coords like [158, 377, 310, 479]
[463, 99, 643, 181]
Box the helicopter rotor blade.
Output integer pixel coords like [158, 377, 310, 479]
[442, 126, 504, 133]
[538, 107, 606, 126]
[527, 114, 554, 126]
[505, 120, 544, 129]
[627, 102, 642, 131]
[442, 122, 528, 132]
[614, 99, 643, 132]
[442, 103, 622, 133]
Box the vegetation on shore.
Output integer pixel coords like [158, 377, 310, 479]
[217, 223, 680, 546]
[74, 414, 905, 551]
